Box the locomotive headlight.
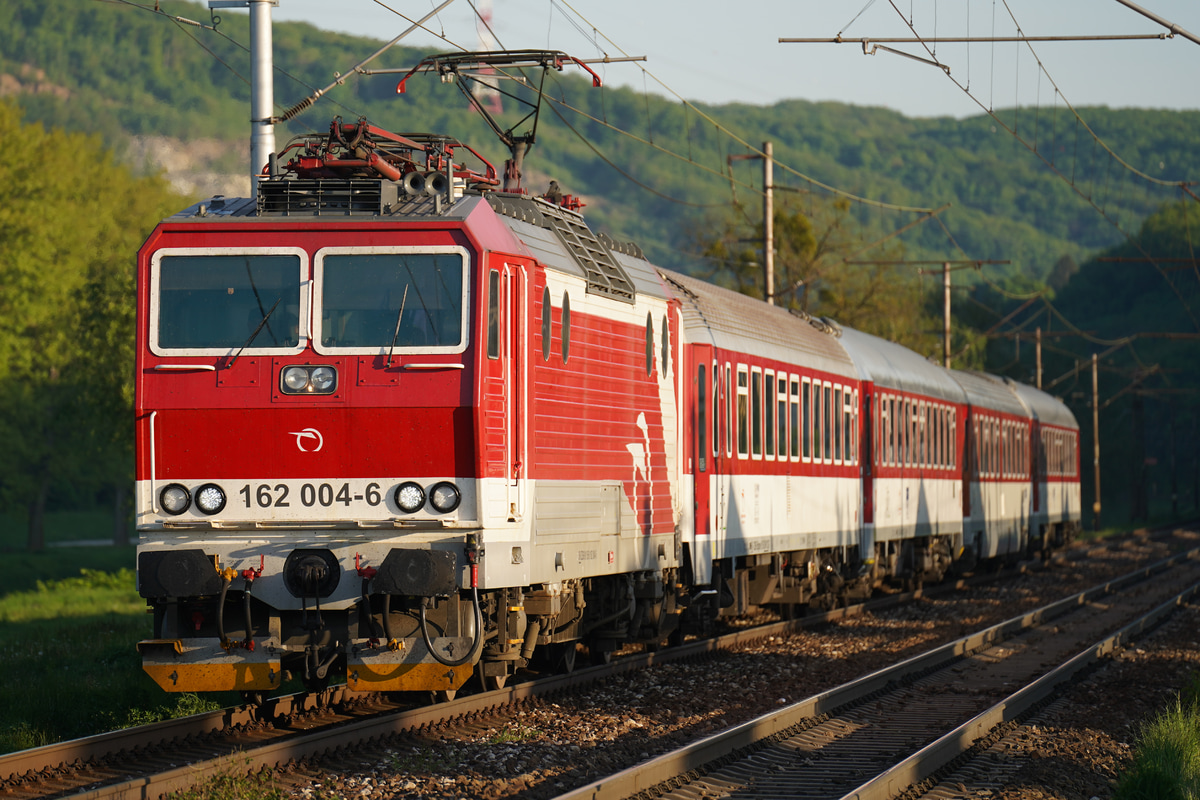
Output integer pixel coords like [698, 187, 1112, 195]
[310, 366, 336, 392]
[194, 483, 227, 515]
[159, 483, 191, 515]
[283, 366, 310, 392]
[394, 481, 426, 514]
[280, 365, 338, 395]
[429, 481, 461, 513]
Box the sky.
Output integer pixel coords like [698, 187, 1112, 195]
[260, 0, 1200, 119]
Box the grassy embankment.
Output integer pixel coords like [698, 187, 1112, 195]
[0, 512, 222, 754]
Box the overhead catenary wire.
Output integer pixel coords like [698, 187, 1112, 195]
[106, 0, 374, 123]
[553, 0, 940, 216]
[841, 0, 1200, 332]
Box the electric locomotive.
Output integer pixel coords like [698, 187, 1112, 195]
[135, 54, 685, 695]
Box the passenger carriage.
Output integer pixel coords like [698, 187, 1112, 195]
[838, 328, 967, 585]
[1009, 380, 1082, 550]
[951, 370, 1035, 560]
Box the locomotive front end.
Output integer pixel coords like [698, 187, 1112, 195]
[134, 194, 490, 696]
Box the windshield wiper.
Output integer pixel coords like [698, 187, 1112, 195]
[400, 258, 441, 346]
[244, 257, 280, 345]
[386, 285, 409, 368]
[230, 297, 281, 367]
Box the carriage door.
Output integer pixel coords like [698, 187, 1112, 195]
[691, 344, 714, 585]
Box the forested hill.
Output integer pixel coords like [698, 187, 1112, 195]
[3, 0, 1200, 283]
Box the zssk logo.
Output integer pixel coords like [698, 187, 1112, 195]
[290, 428, 324, 452]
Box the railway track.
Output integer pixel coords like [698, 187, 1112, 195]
[552, 545, 1200, 800]
[0, 557, 1047, 800]
[0, 530, 1189, 800]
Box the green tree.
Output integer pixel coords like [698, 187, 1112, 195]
[0, 101, 183, 549]
[695, 196, 941, 357]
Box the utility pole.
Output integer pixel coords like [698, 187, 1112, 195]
[942, 262, 951, 368]
[1193, 412, 1198, 513]
[763, 142, 775, 305]
[211, 0, 277, 203]
[728, 143, 775, 304]
[1131, 392, 1146, 522]
[1035, 327, 1042, 389]
[1170, 402, 1178, 518]
[1092, 353, 1101, 532]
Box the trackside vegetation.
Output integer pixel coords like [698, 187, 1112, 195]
[0, 557, 222, 753]
[1113, 678, 1200, 800]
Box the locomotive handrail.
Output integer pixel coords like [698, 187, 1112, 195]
[152, 364, 218, 371]
[148, 410, 158, 513]
[401, 363, 466, 370]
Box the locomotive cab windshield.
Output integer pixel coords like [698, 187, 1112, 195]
[314, 246, 468, 354]
[150, 249, 307, 355]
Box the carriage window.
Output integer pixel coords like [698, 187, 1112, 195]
[890, 398, 899, 466]
[845, 390, 855, 465]
[1001, 422, 1007, 476]
[976, 420, 984, 476]
[737, 367, 750, 458]
[950, 409, 956, 469]
[698, 364, 707, 473]
[541, 286, 551, 361]
[561, 291, 571, 362]
[154, 251, 304, 352]
[790, 379, 800, 459]
[751, 369, 763, 458]
[317, 249, 466, 352]
[726, 365, 733, 456]
[907, 401, 915, 466]
[812, 382, 823, 461]
[833, 386, 843, 463]
[823, 384, 833, 462]
[904, 400, 910, 465]
[982, 420, 990, 476]
[920, 403, 928, 467]
[487, 270, 500, 359]
[645, 312, 655, 376]
[764, 372, 775, 459]
[802, 379, 812, 461]
[928, 405, 936, 467]
[879, 396, 888, 466]
[778, 378, 789, 459]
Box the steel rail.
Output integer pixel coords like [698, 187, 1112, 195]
[1, 530, 1173, 798]
[838, 576, 1200, 800]
[0, 562, 998, 786]
[551, 545, 1200, 800]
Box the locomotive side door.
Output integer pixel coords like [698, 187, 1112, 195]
[480, 260, 527, 524]
[503, 262, 527, 520]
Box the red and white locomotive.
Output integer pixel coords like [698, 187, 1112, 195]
[134, 51, 1080, 698]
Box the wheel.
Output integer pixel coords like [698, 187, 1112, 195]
[434, 689, 457, 702]
[548, 642, 578, 674]
[474, 662, 509, 691]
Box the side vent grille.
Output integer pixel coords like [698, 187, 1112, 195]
[258, 179, 398, 216]
[539, 205, 636, 303]
[487, 193, 639, 303]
